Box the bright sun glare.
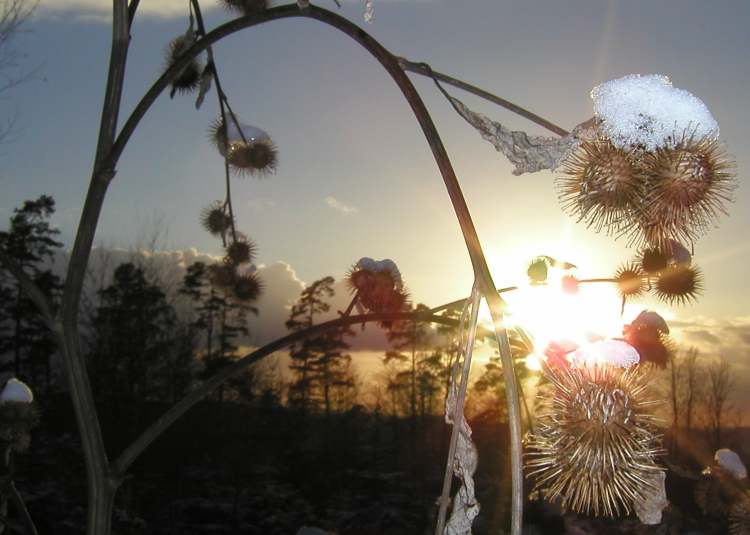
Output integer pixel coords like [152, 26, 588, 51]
[477, 264, 668, 372]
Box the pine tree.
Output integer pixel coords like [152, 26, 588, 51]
[89, 262, 178, 424]
[0, 195, 63, 392]
[286, 276, 354, 415]
[384, 303, 435, 419]
[180, 261, 255, 401]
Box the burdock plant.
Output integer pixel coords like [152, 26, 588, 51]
[165, 31, 204, 98]
[210, 117, 278, 177]
[557, 138, 643, 235]
[526, 361, 664, 517]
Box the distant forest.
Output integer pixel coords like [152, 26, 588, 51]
[1, 195, 747, 534]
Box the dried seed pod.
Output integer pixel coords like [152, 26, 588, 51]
[201, 201, 233, 236]
[640, 135, 736, 247]
[639, 248, 669, 275]
[220, 0, 268, 16]
[233, 272, 262, 302]
[557, 138, 643, 235]
[210, 117, 278, 176]
[346, 258, 406, 315]
[527, 257, 548, 285]
[526, 362, 664, 517]
[225, 236, 256, 265]
[166, 33, 203, 97]
[561, 275, 579, 294]
[623, 310, 672, 368]
[654, 264, 703, 305]
[614, 263, 647, 299]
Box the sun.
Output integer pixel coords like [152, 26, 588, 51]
[477, 259, 632, 371]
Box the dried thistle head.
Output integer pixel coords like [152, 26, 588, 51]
[639, 135, 736, 248]
[561, 275, 579, 294]
[219, 0, 267, 16]
[233, 272, 263, 302]
[525, 362, 664, 517]
[201, 201, 233, 236]
[654, 264, 703, 305]
[615, 263, 647, 299]
[557, 138, 643, 235]
[166, 34, 202, 97]
[639, 247, 669, 275]
[346, 266, 375, 294]
[346, 258, 406, 315]
[730, 491, 750, 535]
[227, 139, 278, 176]
[527, 257, 548, 285]
[210, 117, 278, 176]
[623, 310, 672, 368]
[225, 236, 256, 265]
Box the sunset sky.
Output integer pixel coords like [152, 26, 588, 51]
[2, 0, 749, 405]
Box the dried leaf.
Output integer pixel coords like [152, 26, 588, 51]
[195, 62, 214, 110]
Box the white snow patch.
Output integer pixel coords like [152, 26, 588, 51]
[715, 448, 747, 479]
[591, 74, 719, 151]
[355, 257, 403, 287]
[570, 339, 640, 369]
[225, 121, 269, 144]
[0, 378, 34, 403]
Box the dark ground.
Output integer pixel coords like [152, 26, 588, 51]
[13, 396, 750, 534]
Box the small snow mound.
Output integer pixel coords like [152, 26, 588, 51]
[355, 257, 403, 287]
[591, 74, 719, 151]
[570, 339, 640, 369]
[715, 448, 747, 479]
[0, 378, 34, 403]
[225, 121, 269, 144]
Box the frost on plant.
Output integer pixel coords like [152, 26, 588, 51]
[592, 74, 719, 152]
[633, 471, 668, 525]
[569, 339, 640, 369]
[444, 373, 479, 535]
[448, 95, 578, 175]
[363, 0, 374, 23]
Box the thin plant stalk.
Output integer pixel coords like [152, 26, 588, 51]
[435, 283, 482, 535]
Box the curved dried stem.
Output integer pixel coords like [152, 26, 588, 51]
[398, 57, 569, 137]
[435, 283, 481, 535]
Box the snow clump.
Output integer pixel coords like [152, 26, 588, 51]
[355, 257, 402, 287]
[0, 378, 34, 403]
[570, 339, 640, 369]
[715, 448, 747, 480]
[592, 74, 719, 152]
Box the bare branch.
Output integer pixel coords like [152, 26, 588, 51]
[398, 58, 570, 137]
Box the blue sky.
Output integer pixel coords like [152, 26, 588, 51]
[2, 0, 749, 360]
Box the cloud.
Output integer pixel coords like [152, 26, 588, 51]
[671, 316, 750, 413]
[37, 0, 223, 20]
[323, 196, 358, 215]
[47, 246, 401, 351]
